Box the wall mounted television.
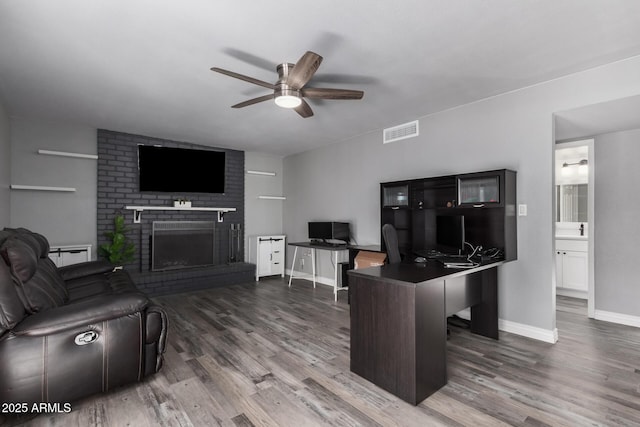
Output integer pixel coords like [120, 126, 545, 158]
[138, 145, 225, 193]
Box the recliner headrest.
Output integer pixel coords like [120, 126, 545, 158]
[1, 228, 50, 258]
[1, 237, 38, 283]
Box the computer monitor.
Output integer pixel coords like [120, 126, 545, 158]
[308, 222, 350, 243]
[436, 215, 465, 255]
[331, 222, 350, 242]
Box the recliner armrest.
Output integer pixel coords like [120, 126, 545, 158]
[57, 259, 114, 281]
[12, 293, 149, 337]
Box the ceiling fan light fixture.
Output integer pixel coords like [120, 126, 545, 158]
[274, 90, 302, 108]
[274, 87, 302, 109]
[274, 94, 302, 109]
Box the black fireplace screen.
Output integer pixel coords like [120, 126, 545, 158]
[152, 221, 215, 271]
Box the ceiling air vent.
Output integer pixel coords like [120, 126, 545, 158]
[383, 120, 419, 144]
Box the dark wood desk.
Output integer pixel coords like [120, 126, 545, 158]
[348, 260, 501, 404]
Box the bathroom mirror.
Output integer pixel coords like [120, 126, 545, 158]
[556, 184, 588, 222]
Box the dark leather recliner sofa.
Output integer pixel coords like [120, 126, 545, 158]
[0, 227, 168, 405]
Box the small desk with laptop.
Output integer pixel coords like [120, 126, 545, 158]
[288, 221, 388, 301]
[287, 241, 349, 301]
[288, 240, 386, 301]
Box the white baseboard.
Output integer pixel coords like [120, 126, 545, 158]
[556, 288, 587, 300]
[499, 319, 558, 343]
[456, 309, 557, 343]
[594, 310, 640, 328]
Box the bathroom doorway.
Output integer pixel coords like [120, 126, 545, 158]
[554, 139, 594, 317]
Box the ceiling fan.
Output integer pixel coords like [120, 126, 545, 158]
[211, 51, 364, 118]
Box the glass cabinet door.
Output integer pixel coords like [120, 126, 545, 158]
[382, 184, 410, 207]
[458, 175, 500, 205]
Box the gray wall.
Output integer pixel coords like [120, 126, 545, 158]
[244, 151, 284, 259]
[0, 99, 9, 226]
[283, 55, 640, 334]
[594, 128, 640, 316]
[10, 117, 97, 251]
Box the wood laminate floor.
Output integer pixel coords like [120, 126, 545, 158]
[3, 280, 640, 426]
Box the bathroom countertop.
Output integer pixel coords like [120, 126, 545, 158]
[555, 235, 588, 241]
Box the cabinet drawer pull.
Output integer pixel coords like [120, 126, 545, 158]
[473, 204, 485, 208]
[391, 206, 400, 210]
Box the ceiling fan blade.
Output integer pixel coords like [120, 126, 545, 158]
[286, 51, 323, 90]
[301, 87, 364, 100]
[222, 48, 275, 72]
[231, 94, 274, 108]
[294, 99, 314, 118]
[211, 67, 275, 90]
[307, 73, 379, 85]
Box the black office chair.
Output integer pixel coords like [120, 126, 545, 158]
[382, 223, 401, 264]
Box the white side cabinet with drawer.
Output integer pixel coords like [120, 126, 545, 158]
[48, 244, 92, 267]
[249, 235, 286, 281]
[555, 238, 588, 296]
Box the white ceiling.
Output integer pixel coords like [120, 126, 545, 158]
[2, 1, 640, 156]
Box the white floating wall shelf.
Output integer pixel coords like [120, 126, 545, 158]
[125, 205, 236, 224]
[246, 170, 276, 176]
[38, 149, 99, 160]
[10, 185, 76, 192]
[258, 196, 286, 200]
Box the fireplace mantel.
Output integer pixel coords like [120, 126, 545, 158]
[125, 205, 236, 223]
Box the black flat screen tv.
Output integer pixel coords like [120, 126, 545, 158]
[138, 145, 225, 193]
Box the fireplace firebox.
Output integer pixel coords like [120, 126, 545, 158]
[151, 221, 215, 271]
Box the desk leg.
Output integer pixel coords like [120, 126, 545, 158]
[288, 246, 298, 287]
[311, 248, 316, 288]
[470, 267, 499, 339]
[333, 251, 339, 301]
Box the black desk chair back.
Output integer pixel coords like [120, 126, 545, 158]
[382, 223, 401, 264]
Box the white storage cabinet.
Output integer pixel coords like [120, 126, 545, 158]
[249, 235, 286, 281]
[48, 244, 92, 267]
[556, 239, 588, 293]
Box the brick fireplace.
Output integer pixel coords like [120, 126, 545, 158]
[97, 129, 253, 295]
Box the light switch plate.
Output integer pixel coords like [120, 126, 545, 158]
[518, 204, 527, 216]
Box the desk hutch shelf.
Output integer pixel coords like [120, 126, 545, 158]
[380, 169, 517, 262]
